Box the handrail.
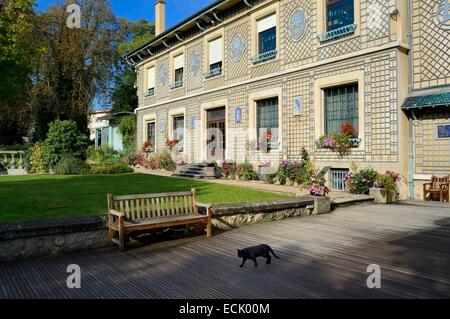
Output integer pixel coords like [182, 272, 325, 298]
[250, 49, 277, 65]
[204, 67, 222, 78]
[317, 24, 357, 43]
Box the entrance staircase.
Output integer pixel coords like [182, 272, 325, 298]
[173, 163, 216, 179]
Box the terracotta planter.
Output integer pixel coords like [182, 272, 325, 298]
[369, 187, 395, 204]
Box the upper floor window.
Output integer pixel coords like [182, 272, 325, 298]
[206, 37, 223, 78]
[324, 83, 358, 135]
[146, 66, 155, 97]
[326, 0, 354, 31]
[257, 14, 276, 56]
[172, 54, 184, 89]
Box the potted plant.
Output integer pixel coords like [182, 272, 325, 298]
[369, 170, 400, 204]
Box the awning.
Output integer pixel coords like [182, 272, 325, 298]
[98, 111, 133, 121]
[402, 89, 450, 110]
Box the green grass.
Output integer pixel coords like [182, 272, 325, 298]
[0, 173, 289, 223]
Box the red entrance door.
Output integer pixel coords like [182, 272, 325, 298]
[206, 108, 225, 161]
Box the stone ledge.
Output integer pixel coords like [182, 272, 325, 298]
[208, 198, 315, 216]
[0, 216, 108, 241]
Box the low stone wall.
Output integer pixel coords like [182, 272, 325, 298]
[0, 197, 331, 262]
[205, 197, 330, 230]
[0, 216, 108, 262]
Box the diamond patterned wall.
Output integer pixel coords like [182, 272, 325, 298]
[364, 0, 390, 41]
[186, 40, 204, 92]
[225, 18, 250, 84]
[412, 0, 450, 89]
[318, 37, 361, 60]
[280, 0, 315, 65]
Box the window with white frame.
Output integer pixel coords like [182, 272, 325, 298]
[256, 97, 279, 151]
[206, 37, 223, 78]
[146, 66, 155, 96]
[257, 14, 276, 59]
[323, 83, 358, 135]
[172, 54, 184, 89]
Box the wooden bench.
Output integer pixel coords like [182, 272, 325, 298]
[107, 188, 212, 251]
[423, 175, 449, 203]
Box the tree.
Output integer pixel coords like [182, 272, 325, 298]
[44, 120, 89, 168]
[0, 0, 37, 144]
[30, 0, 124, 141]
[111, 19, 155, 113]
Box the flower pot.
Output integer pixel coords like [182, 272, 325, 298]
[369, 187, 395, 204]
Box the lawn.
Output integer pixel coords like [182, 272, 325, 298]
[0, 173, 289, 223]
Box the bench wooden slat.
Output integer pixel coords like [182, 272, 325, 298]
[113, 191, 194, 201]
[108, 188, 212, 251]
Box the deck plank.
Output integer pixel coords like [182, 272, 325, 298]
[0, 203, 449, 298]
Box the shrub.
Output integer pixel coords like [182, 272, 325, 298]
[96, 145, 123, 164]
[90, 163, 133, 175]
[374, 170, 402, 195]
[156, 151, 176, 171]
[26, 142, 48, 173]
[44, 120, 89, 168]
[264, 173, 277, 184]
[0, 144, 29, 151]
[118, 115, 136, 154]
[345, 168, 377, 194]
[236, 161, 259, 181]
[54, 157, 91, 175]
[221, 161, 238, 179]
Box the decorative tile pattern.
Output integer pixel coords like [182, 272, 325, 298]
[281, 0, 314, 65]
[225, 19, 250, 83]
[365, 0, 390, 41]
[318, 37, 361, 60]
[412, 0, 450, 89]
[413, 110, 450, 174]
[186, 40, 204, 92]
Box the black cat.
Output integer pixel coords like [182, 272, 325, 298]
[237, 244, 280, 267]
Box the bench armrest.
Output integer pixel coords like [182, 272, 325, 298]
[440, 183, 449, 191]
[196, 203, 212, 216]
[109, 209, 124, 218]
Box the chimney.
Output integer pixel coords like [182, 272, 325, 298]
[155, 0, 166, 36]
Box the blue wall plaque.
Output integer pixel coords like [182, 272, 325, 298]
[235, 107, 242, 123]
[437, 124, 450, 138]
[294, 97, 302, 116]
[191, 116, 196, 129]
[159, 120, 166, 133]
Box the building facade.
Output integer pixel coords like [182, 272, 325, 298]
[126, 0, 450, 199]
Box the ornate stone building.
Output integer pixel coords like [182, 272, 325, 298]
[126, 0, 450, 199]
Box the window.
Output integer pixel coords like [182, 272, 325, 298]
[172, 54, 184, 89]
[330, 169, 349, 191]
[173, 116, 184, 142]
[207, 37, 222, 78]
[257, 14, 276, 55]
[324, 83, 358, 135]
[256, 97, 279, 151]
[327, 0, 354, 32]
[146, 121, 156, 152]
[146, 66, 155, 96]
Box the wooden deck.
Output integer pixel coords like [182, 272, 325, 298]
[0, 202, 449, 299]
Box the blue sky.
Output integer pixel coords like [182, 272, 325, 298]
[35, 0, 213, 27]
